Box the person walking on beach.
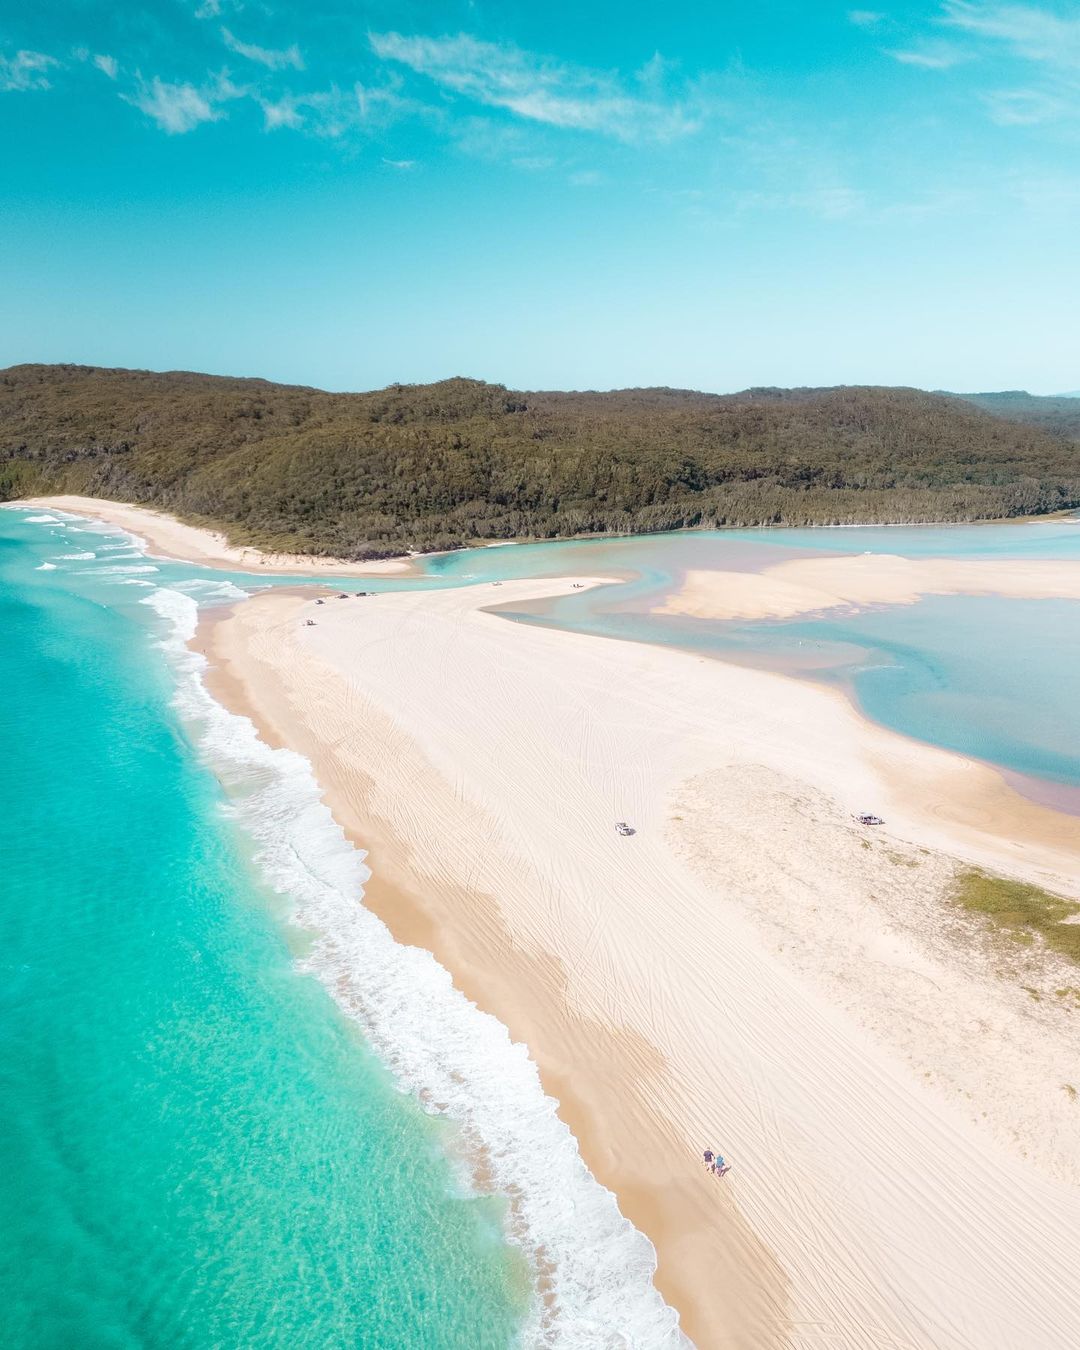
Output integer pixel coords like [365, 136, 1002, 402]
[703, 1148, 731, 1177]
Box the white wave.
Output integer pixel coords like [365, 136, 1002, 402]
[140, 585, 686, 1349]
[119, 579, 156, 588]
[83, 564, 160, 576]
[172, 578, 249, 602]
[22, 513, 61, 523]
[55, 551, 97, 561]
[36, 562, 58, 571]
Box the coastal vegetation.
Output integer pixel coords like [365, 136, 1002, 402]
[953, 869, 1080, 965]
[957, 391, 1080, 443]
[2, 364, 1078, 559]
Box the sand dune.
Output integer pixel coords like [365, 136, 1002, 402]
[658, 553, 1080, 621]
[13, 495, 413, 576]
[205, 579, 1080, 1349]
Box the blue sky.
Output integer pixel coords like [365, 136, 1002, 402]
[2, 2, 1078, 393]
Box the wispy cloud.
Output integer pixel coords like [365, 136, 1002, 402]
[222, 28, 304, 72]
[983, 85, 1072, 122]
[941, 3, 1080, 68]
[257, 82, 410, 137]
[93, 54, 119, 80]
[887, 42, 971, 69]
[936, 3, 1080, 124]
[258, 93, 304, 130]
[1, 49, 59, 93]
[369, 31, 705, 142]
[848, 10, 886, 27]
[123, 72, 242, 134]
[864, 5, 1080, 126]
[382, 157, 415, 170]
[737, 185, 868, 220]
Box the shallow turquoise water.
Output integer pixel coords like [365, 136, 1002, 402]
[441, 519, 1080, 792]
[0, 513, 524, 1348]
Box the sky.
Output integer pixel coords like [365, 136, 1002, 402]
[2, 2, 1078, 394]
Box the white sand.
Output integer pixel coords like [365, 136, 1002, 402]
[11, 495, 413, 575]
[207, 578, 1080, 1349]
[659, 553, 1080, 621]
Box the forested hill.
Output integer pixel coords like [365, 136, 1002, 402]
[2, 364, 1078, 559]
[954, 390, 1080, 442]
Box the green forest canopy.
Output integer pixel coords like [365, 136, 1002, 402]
[2, 364, 1078, 559]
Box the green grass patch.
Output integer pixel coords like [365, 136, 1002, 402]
[953, 870, 1080, 965]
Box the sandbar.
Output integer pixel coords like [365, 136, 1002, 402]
[659, 553, 1080, 621]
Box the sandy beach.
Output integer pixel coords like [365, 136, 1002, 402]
[13, 495, 414, 576]
[658, 553, 1080, 621]
[202, 577, 1080, 1349]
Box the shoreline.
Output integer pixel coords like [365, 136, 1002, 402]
[10, 497, 1076, 593]
[9, 496, 417, 577]
[198, 578, 1080, 1348]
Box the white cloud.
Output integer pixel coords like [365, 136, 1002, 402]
[887, 43, 970, 69]
[984, 85, 1071, 122]
[256, 83, 405, 137]
[934, 4, 1080, 125]
[124, 73, 242, 134]
[222, 28, 304, 72]
[849, 10, 886, 26]
[569, 169, 602, 186]
[93, 54, 119, 80]
[369, 31, 704, 142]
[382, 157, 416, 169]
[259, 94, 304, 130]
[195, 0, 222, 18]
[0, 49, 59, 93]
[942, 3, 1080, 68]
[738, 186, 868, 220]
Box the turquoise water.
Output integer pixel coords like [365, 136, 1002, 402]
[435, 520, 1080, 793]
[0, 515, 525, 1347]
[748, 595, 1080, 790]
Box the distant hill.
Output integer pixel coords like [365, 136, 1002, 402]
[2, 364, 1078, 558]
[954, 390, 1080, 441]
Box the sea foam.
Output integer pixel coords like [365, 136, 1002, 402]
[141, 583, 686, 1349]
[85, 564, 160, 576]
